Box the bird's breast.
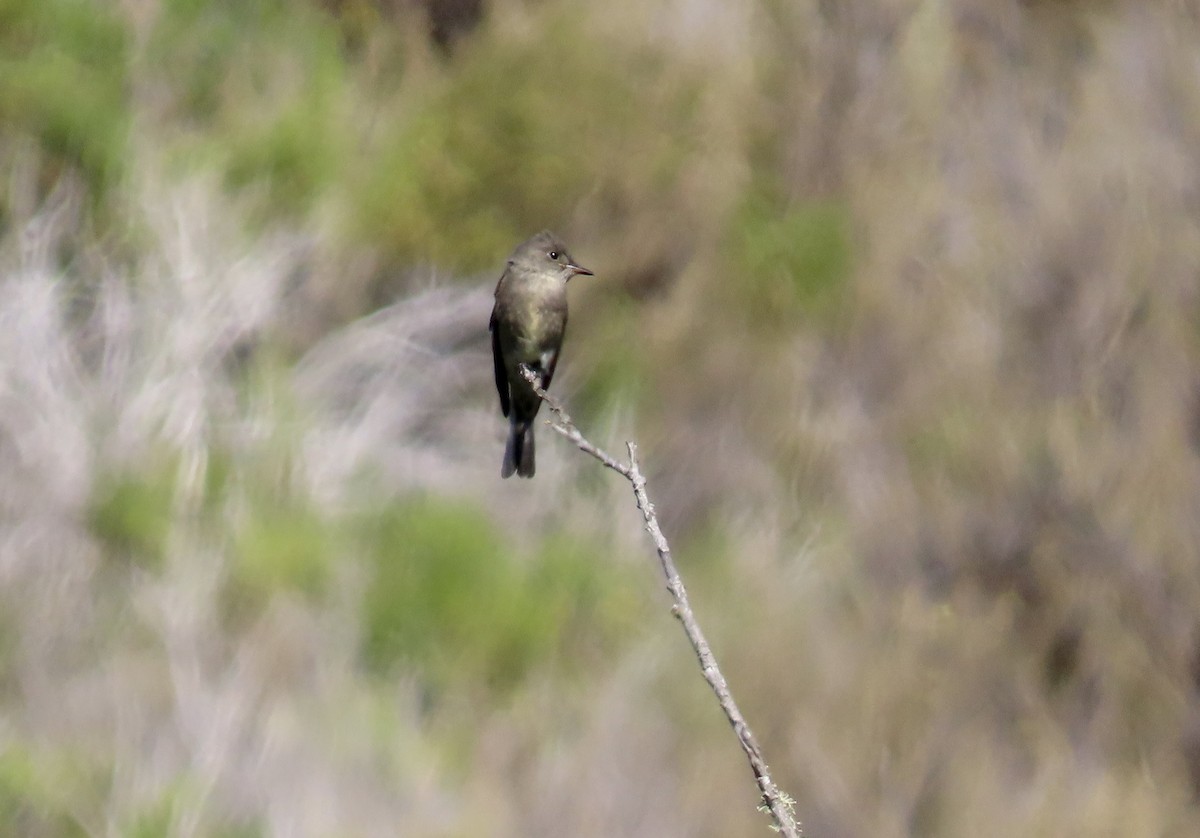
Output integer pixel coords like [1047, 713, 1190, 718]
[499, 281, 566, 359]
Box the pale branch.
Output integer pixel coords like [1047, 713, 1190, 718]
[518, 365, 801, 837]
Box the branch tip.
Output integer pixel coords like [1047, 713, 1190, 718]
[520, 376, 803, 837]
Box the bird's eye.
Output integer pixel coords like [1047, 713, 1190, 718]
[548, 251, 559, 260]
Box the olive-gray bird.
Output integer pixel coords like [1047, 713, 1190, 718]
[490, 231, 592, 478]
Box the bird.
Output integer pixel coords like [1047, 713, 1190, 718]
[490, 231, 592, 478]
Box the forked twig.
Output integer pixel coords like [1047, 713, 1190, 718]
[518, 366, 801, 837]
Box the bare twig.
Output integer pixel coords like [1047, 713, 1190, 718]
[518, 366, 801, 837]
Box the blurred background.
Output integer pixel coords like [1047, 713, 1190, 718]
[3, 0, 1200, 835]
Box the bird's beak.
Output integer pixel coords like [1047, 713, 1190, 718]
[567, 263, 593, 278]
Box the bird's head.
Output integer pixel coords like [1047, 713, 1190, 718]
[509, 230, 593, 281]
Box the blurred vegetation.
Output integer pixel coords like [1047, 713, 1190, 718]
[725, 184, 854, 329]
[89, 465, 176, 572]
[3, 0, 1200, 835]
[359, 497, 637, 691]
[146, 0, 350, 217]
[0, 0, 129, 217]
[344, 19, 700, 273]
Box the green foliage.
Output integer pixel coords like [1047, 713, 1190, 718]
[526, 533, 641, 662]
[348, 21, 696, 272]
[359, 496, 637, 691]
[223, 364, 339, 604]
[726, 186, 853, 327]
[572, 295, 647, 415]
[0, 0, 130, 199]
[229, 494, 333, 603]
[0, 745, 96, 838]
[125, 792, 174, 838]
[147, 0, 259, 120]
[222, 96, 345, 214]
[89, 443, 336, 604]
[89, 467, 176, 571]
[149, 0, 348, 216]
[125, 779, 263, 838]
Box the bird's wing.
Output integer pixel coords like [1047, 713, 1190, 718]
[489, 304, 510, 418]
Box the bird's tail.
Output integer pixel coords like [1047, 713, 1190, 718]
[501, 420, 536, 479]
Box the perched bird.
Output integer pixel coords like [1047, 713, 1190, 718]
[490, 231, 592, 478]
